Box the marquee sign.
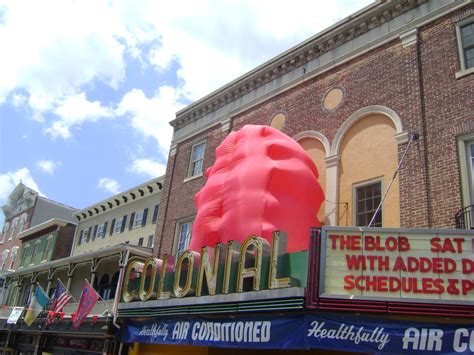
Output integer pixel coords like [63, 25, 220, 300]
[121, 232, 307, 305]
[319, 227, 474, 304]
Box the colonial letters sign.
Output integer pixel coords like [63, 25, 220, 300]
[319, 227, 474, 303]
[122, 231, 305, 304]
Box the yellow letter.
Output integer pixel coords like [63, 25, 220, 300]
[237, 236, 270, 292]
[196, 244, 222, 297]
[268, 231, 291, 289]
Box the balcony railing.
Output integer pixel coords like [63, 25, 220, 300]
[63, 299, 114, 317]
[455, 205, 474, 229]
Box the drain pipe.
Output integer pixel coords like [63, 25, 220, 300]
[368, 132, 419, 227]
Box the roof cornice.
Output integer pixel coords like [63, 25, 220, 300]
[74, 176, 164, 222]
[170, 0, 428, 130]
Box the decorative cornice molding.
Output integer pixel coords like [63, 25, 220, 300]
[399, 28, 418, 47]
[171, 0, 429, 130]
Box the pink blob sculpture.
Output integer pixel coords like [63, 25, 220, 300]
[190, 125, 324, 253]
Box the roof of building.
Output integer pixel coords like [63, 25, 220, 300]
[17, 218, 75, 240]
[74, 175, 165, 222]
[169, 0, 466, 141]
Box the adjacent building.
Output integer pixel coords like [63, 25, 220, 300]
[0, 183, 77, 273]
[0, 177, 163, 354]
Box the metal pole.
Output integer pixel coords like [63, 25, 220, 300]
[368, 132, 419, 227]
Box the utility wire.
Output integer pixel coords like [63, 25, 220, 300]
[368, 132, 419, 227]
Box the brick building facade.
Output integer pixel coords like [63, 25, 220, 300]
[153, 0, 473, 258]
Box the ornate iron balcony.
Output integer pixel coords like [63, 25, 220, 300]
[455, 205, 474, 229]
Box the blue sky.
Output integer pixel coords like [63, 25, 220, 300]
[0, 0, 372, 226]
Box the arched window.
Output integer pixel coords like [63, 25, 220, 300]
[98, 274, 110, 300]
[42, 235, 54, 262]
[30, 240, 42, 265]
[17, 213, 28, 235]
[337, 114, 400, 227]
[1, 222, 10, 243]
[8, 247, 19, 271]
[1, 250, 10, 270]
[20, 244, 31, 268]
[9, 219, 18, 240]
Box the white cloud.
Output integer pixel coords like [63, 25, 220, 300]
[11, 93, 26, 107]
[0, 168, 43, 203]
[128, 158, 166, 178]
[45, 92, 114, 139]
[36, 160, 62, 175]
[97, 177, 121, 195]
[0, 0, 372, 151]
[117, 86, 184, 153]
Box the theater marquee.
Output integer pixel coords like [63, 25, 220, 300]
[319, 227, 474, 304]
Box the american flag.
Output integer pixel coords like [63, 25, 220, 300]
[46, 281, 72, 325]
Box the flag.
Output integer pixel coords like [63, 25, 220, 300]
[46, 280, 72, 325]
[72, 280, 100, 329]
[24, 285, 50, 326]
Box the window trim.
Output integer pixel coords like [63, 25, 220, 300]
[9, 246, 19, 271]
[114, 217, 124, 234]
[8, 218, 18, 241]
[352, 177, 384, 227]
[458, 132, 474, 208]
[0, 249, 9, 270]
[41, 235, 55, 263]
[1, 222, 9, 243]
[147, 235, 154, 248]
[97, 223, 106, 239]
[132, 211, 144, 229]
[455, 16, 474, 79]
[186, 141, 206, 179]
[173, 217, 194, 256]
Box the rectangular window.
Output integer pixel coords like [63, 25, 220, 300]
[457, 135, 474, 229]
[83, 228, 91, 243]
[461, 22, 474, 69]
[147, 235, 154, 248]
[114, 217, 124, 234]
[456, 17, 474, 77]
[175, 220, 193, 255]
[354, 181, 382, 227]
[97, 223, 105, 238]
[138, 237, 144, 246]
[152, 204, 159, 224]
[133, 211, 143, 228]
[188, 141, 206, 177]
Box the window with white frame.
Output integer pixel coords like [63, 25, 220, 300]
[132, 211, 144, 228]
[42, 235, 54, 262]
[20, 244, 30, 268]
[8, 247, 18, 271]
[83, 228, 91, 243]
[9, 219, 18, 240]
[114, 216, 124, 234]
[1, 222, 9, 243]
[458, 134, 474, 228]
[354, 180, 382, 227]
[30, 240, 41, 265]
[188, 141, 206, 177]
[18, 213, 28, 234]
[147, 235, 154, 248]
[1, 250, 9, 270]
[175, 219, 193, 256]
[456, 17, 474, 76]
[97, 223, 105, 238]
